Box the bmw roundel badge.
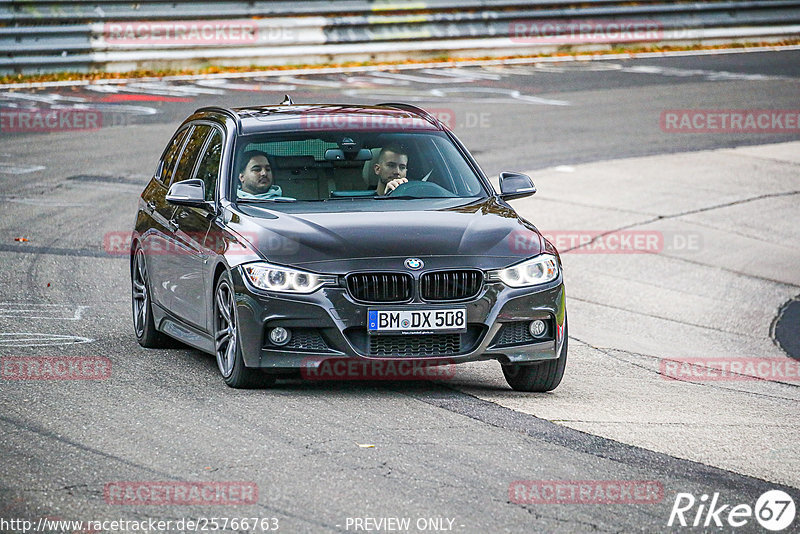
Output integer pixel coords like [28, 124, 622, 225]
[404, 258, 424, 270]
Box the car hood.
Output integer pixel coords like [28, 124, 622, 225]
[229, 197, 543, 272]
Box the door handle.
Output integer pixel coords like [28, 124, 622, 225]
[145, 201, 156, 212]
[167, 219, 179, 232]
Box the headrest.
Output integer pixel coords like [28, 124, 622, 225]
[362, 147, 382, 188]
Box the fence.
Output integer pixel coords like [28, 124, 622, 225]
[2, 1, 800, 73]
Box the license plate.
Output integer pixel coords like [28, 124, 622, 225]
[367, 308, 467, 334]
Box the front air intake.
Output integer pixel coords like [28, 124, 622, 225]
[346, 272, 413, 303]
[420, 270, 483, 301]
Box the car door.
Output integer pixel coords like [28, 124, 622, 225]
[168, 124, 222, 330]
[158, 123, 213, 326]
[143, 125, 189, 311]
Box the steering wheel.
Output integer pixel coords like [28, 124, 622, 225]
[386, 180, 456, 198]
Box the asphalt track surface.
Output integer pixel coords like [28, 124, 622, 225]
[0, 49, 799, 533]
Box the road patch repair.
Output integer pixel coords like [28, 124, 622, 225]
[469, 140, 800, 488]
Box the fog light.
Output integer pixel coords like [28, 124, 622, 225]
[529, 320, 546, 338]
[269, 327, 291, 346]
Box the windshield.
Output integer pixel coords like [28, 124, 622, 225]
[230, 131, 488, 205]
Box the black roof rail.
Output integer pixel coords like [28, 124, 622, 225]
[194, 106, 242, 133]
[377, 102, 443, 130]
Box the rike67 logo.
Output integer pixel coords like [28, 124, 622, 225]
[668, 490, 795, 531]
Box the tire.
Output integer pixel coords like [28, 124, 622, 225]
[213, 271, 275, 389]
[131, 245, 171, 348]
[502, 317, 568, 392]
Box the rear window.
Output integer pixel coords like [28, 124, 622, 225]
[156, 127, 189, 184]
[171, 124, 212, 186]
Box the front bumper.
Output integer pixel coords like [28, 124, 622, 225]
[232, 267, 566, 370]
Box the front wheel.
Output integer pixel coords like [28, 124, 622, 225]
[214, 271, 274, 389]
[502, 318, 568, 392]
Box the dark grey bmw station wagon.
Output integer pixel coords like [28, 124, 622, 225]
[131, 101, 567, 391]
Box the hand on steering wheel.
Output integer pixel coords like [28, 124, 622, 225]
[385, 177, 408, 193]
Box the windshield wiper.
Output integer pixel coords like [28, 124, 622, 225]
[236, 197, 296, 203]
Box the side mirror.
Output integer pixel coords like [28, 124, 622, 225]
[498, 172, 536, 200]
[166, 179, 212, 210]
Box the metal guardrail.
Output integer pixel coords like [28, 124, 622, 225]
[3, 1, 800, 74]
[0, 1, 641, 22]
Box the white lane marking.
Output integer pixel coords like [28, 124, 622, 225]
[0, 333, 94, 347]
[430, 86, 570, 106]
[369, 70, 472, 84]
[81, 85, 118, 93]
[0, 303, 89, 320]
[530, 63, 625, 73]
[126, 82, 226, 95]
[84, 81, 225, 96]
[2, 44, 799, 90]
[344, 75, 408, 86]
[0, 165, 46, 175]
[53, 102, 158, 115]
[621, 65, 786, 81]
[0, 91, 158, 115]
[420, 68, 503, 80]
[194, 79, 297, 91]
[343, 86, 570, 105]
[0, 92, 88, 105]
[275, 76, 344, 88]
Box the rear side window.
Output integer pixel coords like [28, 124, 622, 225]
[171, 124, 212, 186]
[194, 129, 223, 201]
[157, 127, 189, 184]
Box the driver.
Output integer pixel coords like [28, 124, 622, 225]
[237, 150, 283, 199]
[373, 145, 408, 195]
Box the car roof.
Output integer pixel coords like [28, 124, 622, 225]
[193, 103, 444, 135]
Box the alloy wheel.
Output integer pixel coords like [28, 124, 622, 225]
[214, 280, 237, 378]
[132, 249, 149, 338]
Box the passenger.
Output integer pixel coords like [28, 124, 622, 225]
[373, 145, 409, 195]
[237, 150, 282, 199]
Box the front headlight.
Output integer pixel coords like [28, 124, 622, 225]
[487, 254, 559, 287]
[242, 262, 337, 294]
